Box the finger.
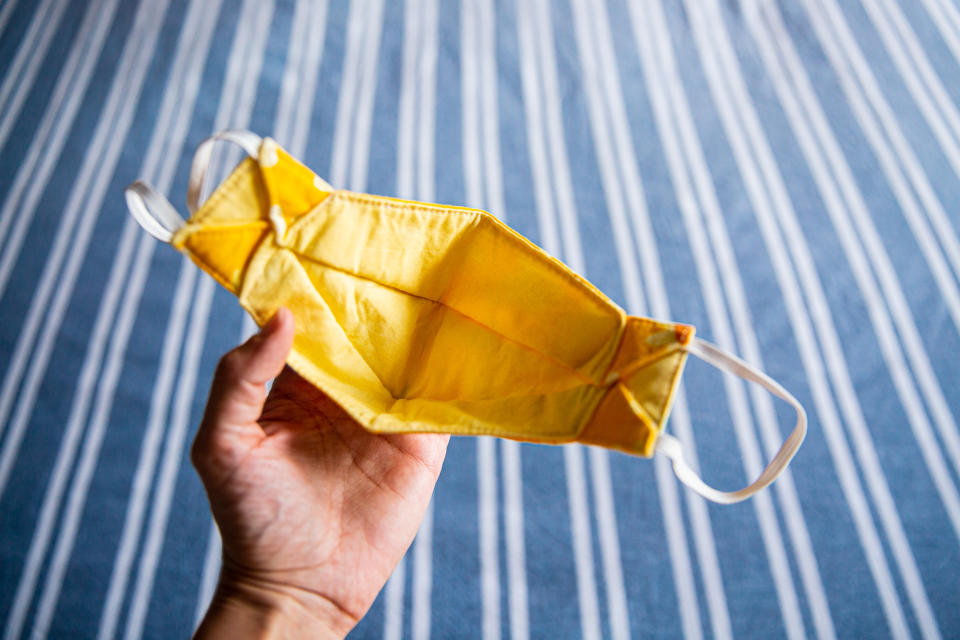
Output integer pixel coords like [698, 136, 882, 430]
[197, 307, 295, 449]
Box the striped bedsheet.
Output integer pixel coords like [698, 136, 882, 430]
[1, 0, 959, 637]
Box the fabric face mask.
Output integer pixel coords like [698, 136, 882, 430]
[126, 130, 806, 504]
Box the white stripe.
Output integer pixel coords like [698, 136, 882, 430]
[532, 0, 643, 636]
[868, 0, 960, 172]
[289, 0, 328, 155]
[638, 2, 831, 638]
[197, 2, 261, 206]
[514, 3, 602, 639]
[725, 4, 919, 633]
[532, 3, 619, 635]
[123, 276, 216, 640]
[0, 0, 66, 151]
[273, 0, 311, 148]
[348, 0, 386, 192]
[653, 444, 703, 640]
[94, 2, 269, 637]
[0, 0, 20, 46]
[801, 0, 960, 492]
[193, 523, 221, 629]
[500, 441, 529, 640]
[565, 0, 723, 638]
[6, 2, 203, 632]
[9, 225, 144, 640]
[478, 0, 529, 635]
[581, 3, 762, 638]
[396, 0, 421, 201]
[531, 0, 583, 272]
[478, 0, 505, 219]
[382, 558, 406, 640]
[464, 1, 531, 636]
[563, 447, 602, 640]
[0, 7, 178, 633]
[95, 259, 198, 640]
[412, 2, 437, 636]
[586, 448, 631, 640]
[695, 2, 916, 636]
[416, 0, 438, 202]
[819, 0, 960, 520]
[554, 2, 630, 634]
[461, 0, 482, 209]
[87, 0, 217, 630]
[411, 500, 434, 640]
[122, 5, 277, 638]
[699, 1, 938, 637]
[748, 3, 947, 637]
[0, 0, 123, 449]
[463, 5, 501, 635]
[567, 0, 734, 637]
[646, 0, 806, 635]
[0, 0, 113, 295]
[0, 0, 125, 497]
[805, 0, 960, 331]
[514, 0, 561, 263]
[383, 0, 424, 635]
[328, 0, 367, 187]
[240, 314, 259, 343]
[919, 0, 960, 68]
[0, 11, 163, 605]
[794, 0, 960, 537]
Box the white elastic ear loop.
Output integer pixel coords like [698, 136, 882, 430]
[124, 180, 185, 243]
[656, 337, 807, 505]
[186, 129, 263, 214]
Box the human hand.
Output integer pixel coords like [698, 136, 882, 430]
[192, 308, 449, 639]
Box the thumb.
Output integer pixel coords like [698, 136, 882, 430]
[193, 308, 295, 466]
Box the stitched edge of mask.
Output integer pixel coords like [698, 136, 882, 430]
[642, 344, 692, 456]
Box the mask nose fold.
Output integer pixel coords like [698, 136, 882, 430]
[578, 317, 693, 456]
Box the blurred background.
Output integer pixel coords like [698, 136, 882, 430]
[0, 0, 959, 637]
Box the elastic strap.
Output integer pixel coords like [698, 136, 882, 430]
[124, 180, 185, 243]
[186, 129, 263, 213]
[125, 130, 263, 242]
[656, 337, 807, 504]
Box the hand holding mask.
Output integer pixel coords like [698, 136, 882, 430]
[126, 130, 806, 504]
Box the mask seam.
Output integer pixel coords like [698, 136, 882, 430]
[287, 245, 602, 393]
[221, 242, 614, 442]
[328, 191, 621, 316]
[243, 246, 400, 404]
[369, 391, 597, 440]
[585, 383, 657, 457]
[189, 157, 265, 225]
[282, 190, 625, 385]
[605, 342, 684, 382]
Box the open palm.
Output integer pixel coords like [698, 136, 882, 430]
[192, 309, 449, 637]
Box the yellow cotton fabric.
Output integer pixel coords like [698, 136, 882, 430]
[171, 138, 693, 457]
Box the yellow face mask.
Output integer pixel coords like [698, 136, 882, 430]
[126, 130, 806, 504]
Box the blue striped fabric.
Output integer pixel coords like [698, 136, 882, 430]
[1, 0, 959, 637]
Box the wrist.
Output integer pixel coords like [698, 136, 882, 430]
[194, 570, 356, 640]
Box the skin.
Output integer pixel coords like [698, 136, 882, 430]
[192, 308, 450, 638]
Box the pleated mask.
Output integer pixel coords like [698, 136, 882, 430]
[126, 130, 806, 504]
